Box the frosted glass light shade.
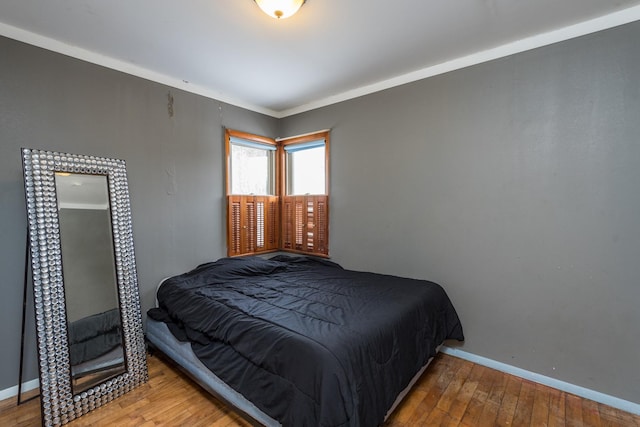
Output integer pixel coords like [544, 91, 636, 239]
[255, 0, 305, 19]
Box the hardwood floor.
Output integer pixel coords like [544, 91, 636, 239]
[1, 353, 638, 426]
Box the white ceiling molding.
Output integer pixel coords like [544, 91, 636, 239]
[279, 4, 640, 118]
[0, 22, 279, 117]
[1, 4, 640, 119]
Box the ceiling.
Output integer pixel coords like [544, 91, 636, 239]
[1, 1, 640, 118]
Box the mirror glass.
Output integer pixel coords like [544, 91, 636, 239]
[55, 173, 126, 394]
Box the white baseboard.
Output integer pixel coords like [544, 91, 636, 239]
[3, 349, 639, 417]
[441, 346, 640, 416]
[0, 378, 39, 402]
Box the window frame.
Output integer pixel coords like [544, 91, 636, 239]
[278, 131, 330, 257]
[225, 128, 330, 258]
[279, 131, 330, 197]
[225, 129, 279, 197]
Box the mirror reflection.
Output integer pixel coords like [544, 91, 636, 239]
[55, 172, 126, 394]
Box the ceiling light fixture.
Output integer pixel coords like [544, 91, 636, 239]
[254, 0, 306, 19]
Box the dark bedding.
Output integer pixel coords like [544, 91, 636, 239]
[68, 308, 122, 365]
[148, 255, 463, 426]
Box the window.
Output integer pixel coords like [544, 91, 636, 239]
[281, 134, 329, 255]
[225, 129, 329, 257]
[225, 130, 279, 256]
[284, 140, 326, 195]
[229, 138, 276, 195]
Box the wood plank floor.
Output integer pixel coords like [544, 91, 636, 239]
[1, 353, 638, 426]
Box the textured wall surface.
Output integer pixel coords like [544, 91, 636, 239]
[281, 22, 640, 404]
[0, 36, 278, 390]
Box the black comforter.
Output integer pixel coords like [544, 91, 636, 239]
[148, 255, 463, 426]
[68, 308, 122, 365]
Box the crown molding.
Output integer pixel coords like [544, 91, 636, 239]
[2, 4, 640, 119]
[0, 22, 280, 118]
[278, 5, 640, 118]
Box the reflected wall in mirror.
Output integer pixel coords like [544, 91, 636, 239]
[22, 149, 147, 427]
[55, 173, 126, 394]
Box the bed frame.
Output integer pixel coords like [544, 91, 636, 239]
[145, 317, 439, 426]
[146, 318, 279, 426]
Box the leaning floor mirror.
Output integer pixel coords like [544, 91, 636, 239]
[21, 149, 148, 427]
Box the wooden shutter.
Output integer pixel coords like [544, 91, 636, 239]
[281, 196, 304, 251]
[227, 195, 279, 257]
[314, 195, 329, 255]
[281, 195, 328, 256]
[228, 195, 243, 256]
[255, 195, 279, 252]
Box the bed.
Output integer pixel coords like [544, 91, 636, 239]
[146, 255, 464, 426]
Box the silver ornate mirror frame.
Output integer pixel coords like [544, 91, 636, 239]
[21, 148, 148, 427]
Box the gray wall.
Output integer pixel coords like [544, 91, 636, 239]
[281, 22, 640, 404]
[2, 20, 639, 406]
[0, 36, 278, 390]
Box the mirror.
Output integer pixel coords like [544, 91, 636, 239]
[55, 173, 125, 394]
[22, 149, 147, 427]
